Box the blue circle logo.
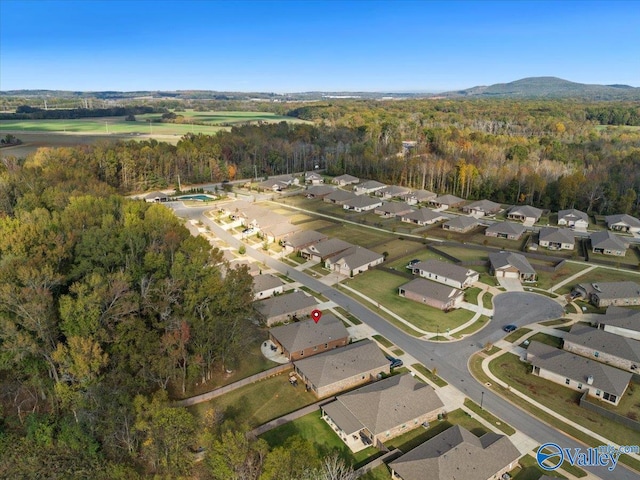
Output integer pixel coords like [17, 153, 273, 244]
[537, 443, 564, 471]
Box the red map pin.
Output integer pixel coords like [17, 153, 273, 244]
[311, 309, 322, 324]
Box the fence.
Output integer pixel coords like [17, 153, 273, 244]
[579, 390, 640, 432]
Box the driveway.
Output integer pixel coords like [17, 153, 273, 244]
[497, 277, 524, 292]
[492, 292, 564, 328]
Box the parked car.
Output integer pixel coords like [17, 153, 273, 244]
[242, 227, 255, 234]
[503, 324, 517, 333]
[385, 354, 403, 368]
[406, 259, 420, 269]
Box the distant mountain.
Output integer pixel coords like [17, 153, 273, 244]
[440, 77, 640, 100]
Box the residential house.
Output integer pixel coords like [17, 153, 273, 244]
[259, 178, 290, 191]
[343, 195, 383, 212]
[429, 194, 465, 210]
[573, 281, 640, 308]
[401, 189, 437, 205]
[144, 191, 170, 202]
[400, 208, 447, 226]
[538, 227, 575, 250]
[321, 374, 444, 452]
[442, 216, 480, 233]
[389, 425, 521, 480]
[412, 259, 479, 289]
[228, 259, 260, 276]
[507, 205, 543, 225]
[398, 278, 464, 311]
[606, 214, 640, 233]
[374, 201, 414, 218]
[324, 189, 357, 205]
[305, 185, 335, 198]
[526, 341, 632, 406]
[353, 180, 386, 195]
[590, 230, 629, 256]
[293, 339, 390, 397]
[325, 246, 384, 276]
[305, 172, 324, 184]
[595, 306, 640, 341]
[462, 199, 502, 217]
[563, 324, 640, 372]
[558, 208, 589, 229]
[253, 274, 285, 300]
[376, 185, 411, 199]
[269, 313, 349, 361]
[254, 291, 318, 326]
[300, 238, 353, 263]
[282, 230, 328, 254]
[484, 222, 526, 240]
[332, 174, 359, 186]
[489, 251, 537, 282]
[262, 222, 302, 243]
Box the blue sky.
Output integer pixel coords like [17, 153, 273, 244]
[1, 0, 638, 92]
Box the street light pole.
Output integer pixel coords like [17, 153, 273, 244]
[481, 391, 484, 410]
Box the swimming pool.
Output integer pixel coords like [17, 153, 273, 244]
[177, 194, 215, 201]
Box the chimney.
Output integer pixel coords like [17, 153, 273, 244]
[587, 375, 594, 385]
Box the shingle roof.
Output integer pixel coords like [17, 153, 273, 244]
[270, 313, 349, 353]
[327, 246, 383, 270]
[389, 425, 521, 480]
[399, 278, 463, 303]
[485, 222, 526, 236]
[283, 230, 328, 249]
[323, 374, 444, 436]
[606, 214, 640, 228]
[254, 291, 318, 319]
[302, 238, 353, 258]
[402, 208, 446, 223]
[252, 274, 284, 293]
[305, 185, 335, 196]
[509, 205, 543, 219]
[356, 180, 386, 190]
[325, 189, 357, 203]
[144, 191, 169, 200]
[378, 185, 411, 197]
[590, 230, 628, 251]
[333, 174, 359, 184]
[402, 190, 436, 202]
[443, 216, 479, 230]
[489, 252, 536, 275]
[598, 306, 640, 333]
[527, 341, 632, 397]
[558, 208, 588, 223]
[565, 324, 640, 364]
[539, 227, 575, 245]
[464, 199, 501, 213]
[413, 259, 478, 285]
[432, 194, 464, 206]
[577, 281, 640, 301]
[376, 201, 414, 215]
[344, 196, 382, 209]
[293, 339, 389, 389]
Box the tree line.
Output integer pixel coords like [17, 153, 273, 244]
[1, 105, 159, 120]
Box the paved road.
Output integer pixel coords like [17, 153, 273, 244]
[170, 202, 638, 480]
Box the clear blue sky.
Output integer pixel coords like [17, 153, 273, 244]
[1, 0, 638, 92]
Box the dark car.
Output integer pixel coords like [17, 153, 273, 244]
[503, 324, 517, 333]
[406, 259, 420, 269]
[385, 354, 403, 368]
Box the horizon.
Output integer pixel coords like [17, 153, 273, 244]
[1, 1, 639, 92]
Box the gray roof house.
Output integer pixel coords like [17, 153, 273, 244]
[462, 199, 502, 217]
[374, 201, 414, 217]
[538, 227, 575, 250]
[144, 191, 170, 202]
[590, 230, 628, 256]
[574, 281, 640, 308]
[305, 184, 335, 198]
[305, 171, 324, 184]
[325, 246, 384, 276]
[389, 425, 521, 480]
[606, 213, 640, 233]
[558, 208, 589, 228]
[595, 306, 640, 341]
[252, 274, 285, 300]
[259, 178, 290, 191]
[526, 341, 632, 405]
[324, 189, 357, 205]
[401, 208, 447, 226]
[376, 185, 411, 199]
[484, 221, 526, 240]
[282, 230, 328, 253]
[399, 278, 464, 311]
[269, 313, 349, 361]
[300, 238, 353, 262]
[442, 215, 480, 233]
[343, 195, 383, 212]
[401, 189, 437, 205]
[563, 324, 640, 372]
[489, 251, 536, 282]
[353, 180, 386, 195]
[293, 339, 390, 397]
[254, 291, 318, 326]
[507, 205, 543, 225]
[429, 194, 465, 210]
[321, 374, 445, 451]
[412, 259, 479, 289]
[332, 174, 360, 186]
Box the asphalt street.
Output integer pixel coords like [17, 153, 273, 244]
[171, 202, 639, 480]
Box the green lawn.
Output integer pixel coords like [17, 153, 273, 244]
[372, 334, 393, 348]
[533, 261, 591, 290]
[342, 269, 475, 333]
[588, 381, 640, 422]
[451, 315, 490, 338]
[411, 363, 448, 387]
[260, 410, 381, 468]
[287, 252, 308, 264]
[187, 372, 317, 428]
[386, 249, 454, 271]
[575, 265, 640, 285]
[504, 327, 532, 343]
[369, 238, 425, 263]
[489, 353, 640, 447]
[465, 286, 482, 304]
[359, 465, 391, 480]
[319, 223, 396, 249]
[525, 332, 563, 349]
[510, 454, 567, 480]
[334, 306, 362, 325]
[463, 398, 516, 435]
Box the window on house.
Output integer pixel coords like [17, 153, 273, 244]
[609, 394, 617, 403]
[577, 383, 583, 389]
[596, 390, 601, 396]
[300, 351, 304, 356]
[313, 346, 317, 351]
[603, 392, 610, 401]
[324, 343, 328, 348]
[594, 351, 599, 357]
[565, 378, 570, 385]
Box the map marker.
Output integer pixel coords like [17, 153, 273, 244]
[311, 309, 322, 323]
